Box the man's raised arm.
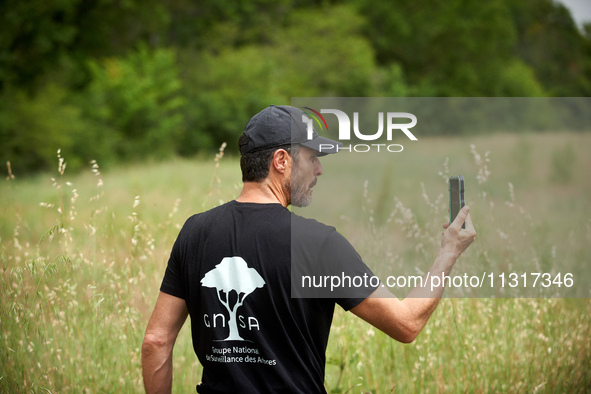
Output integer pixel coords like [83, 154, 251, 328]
[350, 206, 476, 343]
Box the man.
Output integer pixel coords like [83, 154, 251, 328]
[142, 105, 476, 393]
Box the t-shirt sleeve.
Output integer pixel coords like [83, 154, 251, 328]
[319, 230, 379, 310]
[159, 227, 187, 300]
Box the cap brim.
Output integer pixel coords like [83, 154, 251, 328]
[300, 136, 342, 156]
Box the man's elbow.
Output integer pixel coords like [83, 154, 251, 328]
[142, 332, 169, 356]
[397, 330, 419, 344]
[386, 321, 422, 344]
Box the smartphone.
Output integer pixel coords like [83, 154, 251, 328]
[449, 175, 465, 229]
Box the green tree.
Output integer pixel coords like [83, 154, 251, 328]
[177, 4, 378, 154]
[81, 45, 185, 162]
[352, 0, 545, 96]
[509, 0, 591, 96]
[0, 0, 169, 92]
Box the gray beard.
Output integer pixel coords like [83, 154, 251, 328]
[284, 176, 313, 208]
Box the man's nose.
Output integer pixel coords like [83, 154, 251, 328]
[315, 160, 323, 176]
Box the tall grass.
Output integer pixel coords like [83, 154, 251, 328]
[316, 132, 591, 392]
[1, 132, 590, 393]
[0, 152, 220, 392]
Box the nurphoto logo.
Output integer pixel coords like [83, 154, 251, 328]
[301, 107, 418, 153]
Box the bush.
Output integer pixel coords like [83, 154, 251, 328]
[178, 4, 378, 155]
[0, 84, 98, 173]
[81, 44, 186, 162]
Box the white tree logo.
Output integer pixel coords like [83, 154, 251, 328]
[201, 256, 266, 341]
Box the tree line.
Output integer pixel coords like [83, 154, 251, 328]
[1, 0, 590, 173]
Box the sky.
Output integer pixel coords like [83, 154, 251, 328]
[556, 0, 591, 29]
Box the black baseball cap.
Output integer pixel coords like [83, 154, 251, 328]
[240, 105, 342, 156]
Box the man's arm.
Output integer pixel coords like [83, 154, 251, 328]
[142, 291, 188, 394]
[350, 206, 476, 343]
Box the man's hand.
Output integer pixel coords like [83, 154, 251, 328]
[439, 205, 476, 263]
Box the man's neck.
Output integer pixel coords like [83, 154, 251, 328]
[236, 180, 289, 207]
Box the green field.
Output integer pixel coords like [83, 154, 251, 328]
[1, 132, 590, 392]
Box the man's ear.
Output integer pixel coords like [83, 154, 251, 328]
[271, 149, 291, 174]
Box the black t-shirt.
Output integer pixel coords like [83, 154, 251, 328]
[160, 200, 377, 393]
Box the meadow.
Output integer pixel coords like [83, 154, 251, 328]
[1, 132, 590, 393]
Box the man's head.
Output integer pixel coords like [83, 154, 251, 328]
[238, 105, 341, 206]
